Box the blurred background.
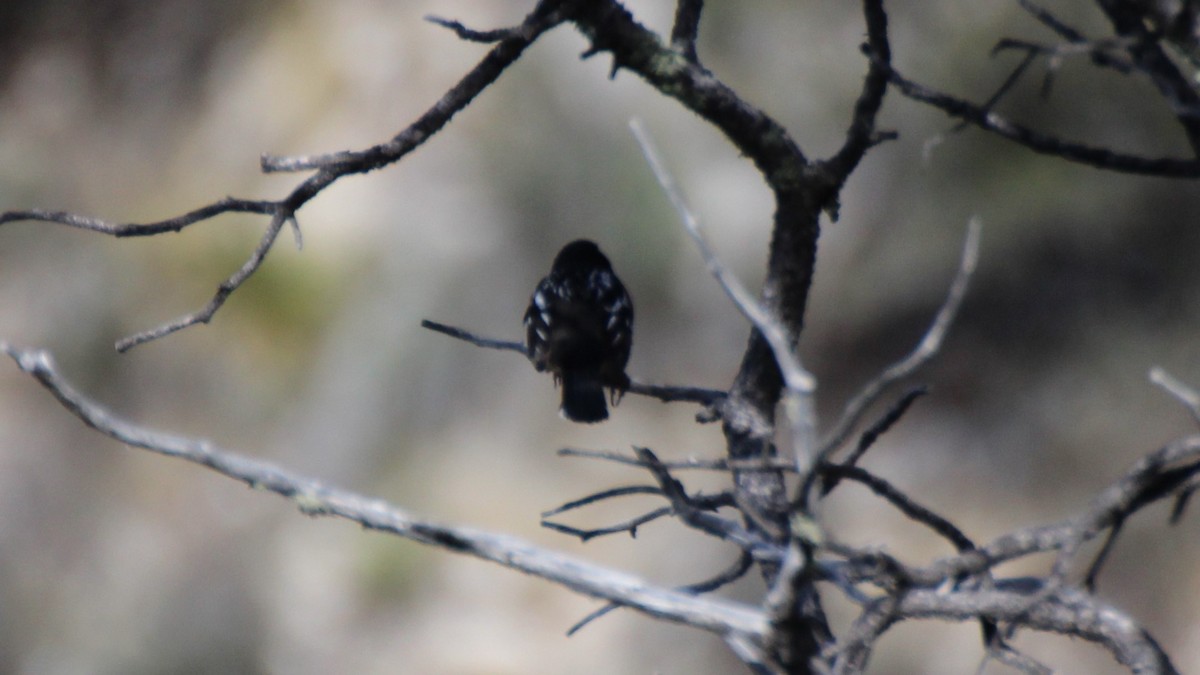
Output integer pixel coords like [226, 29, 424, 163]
[1, 1, 1198, 673]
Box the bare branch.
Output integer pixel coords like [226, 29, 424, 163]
[1081, 517, 1124, 592]
[540, 455, 736, 543]
[830, 590, 903, 674]
[820, 0, 893, 193]
[886, 63, 1200, 176]
[1, 198, 288, 352]
[1092, 0, 1200, 154]
[568, 551, 753, 636]
[419, 319, 726, 406]
[992, 37, 1134, 80]
[818, 386, 927, 497]
[1014, 0, 1136, 75]
[262, 2, 564, 174]
[1149, 366, 1200, 426]
[565, 2, 808, 182]
[541, 506, 672, 542]
[910, 434, 1200, 587]
[538, 483, 736, 543]
[633, 447, 782, 559]
[5, 3, 565, 353]
[1040, 435, 1200, 601]
[0, 198, 276, 236]
[557, 447, 795, 473]
[977, 46, 1043, 114]
[628, 381, 726, 406]
[892, 588, 1179, 674]
[420, 319, 526, 353]
[116, 206, 295, 352]
[817, 218, 980, 464]
[1145, 369, 1200, 524]
[425, 15, 521, 43]
[1018, 0, 1087, 43]
[541, 485, 665, 518]
[821, 465, 976, 554]
[981, 638, 1053, 675]
[0, 341, 769, 640]
[669, 0, 703, 63]
[630, 117, 822, 497]
[629, 118, 814, 398]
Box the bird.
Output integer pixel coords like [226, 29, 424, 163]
[524, 239, 634, 423]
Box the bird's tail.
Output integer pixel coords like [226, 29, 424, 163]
[560, 372, 608, 423]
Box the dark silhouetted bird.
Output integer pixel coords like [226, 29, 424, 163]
[524, 240, 633, 423]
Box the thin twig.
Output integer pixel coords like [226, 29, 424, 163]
[981, 640, 1053, 675]
[821, 0, 893, 190]
[1, 198, 285, 352]
[262, 2, 564, 173]
[885, 62, 1200, 177]
[992, 37, 1134, 79]
[630, 381, 726, 406]
[425, 15, 521, 43]
[830, 583, 909, 674]
[1095, 3, 1200, 150]
[846, 385, 927, 465]
[0, 341, 769, 639]
[420, 319, 526, 353]
[971, 47, 1041, 123]
[567, 550, 753, 636]
[669, 0, 704, 63]
[0, 198, 276, 236]
[420, 319, 727, 405]
[540, 460, 735, 542]
[1017, 0, 1087, 43]
[820, 386, 927, 497]
[630, 117, 819, 480]
[633, 447, 781, 558]
[4, 3, 566, 353]
[116, 204, 297, 352]
[909, 434, 1200, 588]
[541, 485, 664, 518]
[628, 118, 814, 397]
[557, 447, 794, 472]
[1082, 516, 1123, 592]
[816, 219, 980, 465]
[1149, 366, 1200, 426]
[820, 465, 976, 553]
[1037, 451, 1200, 609]
[542, 507, 672, 541]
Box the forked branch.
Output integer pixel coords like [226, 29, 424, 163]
[0, 1, 567, 353]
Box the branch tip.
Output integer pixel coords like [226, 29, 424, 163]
[425, 15, 519, 43]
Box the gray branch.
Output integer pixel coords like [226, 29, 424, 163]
[816, 218, 981, 463]
[0, 341, 768, 643]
